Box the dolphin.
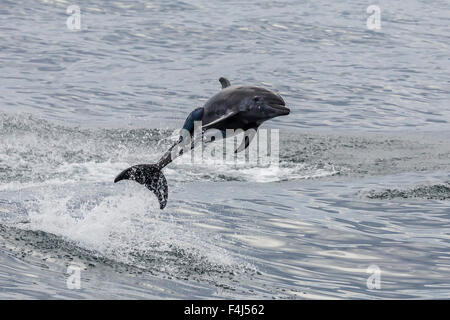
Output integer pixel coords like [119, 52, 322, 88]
[114, 77, 290, 209]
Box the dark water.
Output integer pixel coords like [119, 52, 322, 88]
[0, 0, 449, 299]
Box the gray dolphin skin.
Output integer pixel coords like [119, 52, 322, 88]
[114, 77, 290, 209]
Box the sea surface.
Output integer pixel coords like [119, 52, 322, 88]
[0, 0, 449, 299]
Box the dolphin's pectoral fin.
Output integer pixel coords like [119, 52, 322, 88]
[235, 128, 257, 153]
[114, 164, 168, 209]
[219, 77, 231, 89]
[202, 111, 238, 131]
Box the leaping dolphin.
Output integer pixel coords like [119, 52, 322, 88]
[114, 77, 290, 209]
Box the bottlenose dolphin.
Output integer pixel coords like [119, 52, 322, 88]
[114, 77, 290, 209]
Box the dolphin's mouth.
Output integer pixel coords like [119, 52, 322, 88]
[269, 103, 290, 115]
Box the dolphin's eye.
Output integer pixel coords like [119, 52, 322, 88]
[253, 96, 262, 109]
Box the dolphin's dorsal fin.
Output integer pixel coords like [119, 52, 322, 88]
[219, 77, 231, 89]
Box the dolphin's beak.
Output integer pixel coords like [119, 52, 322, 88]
[269, 103, 290, 115]
[267, 93, 289, 116]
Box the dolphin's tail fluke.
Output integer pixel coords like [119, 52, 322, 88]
[114, 164, 168, 209]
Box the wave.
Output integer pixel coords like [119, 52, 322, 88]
[0, 112, 340, 186]
[0, 183, 254, 285]
[364, 182, 450, 200]
[0, 112, 343, 289]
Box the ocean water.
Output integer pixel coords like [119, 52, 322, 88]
[0, 0, 449, 299]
